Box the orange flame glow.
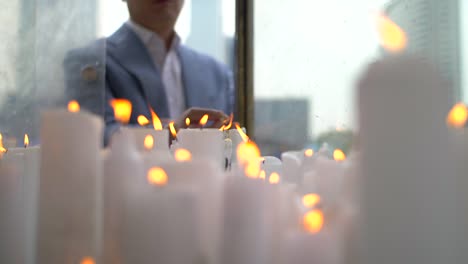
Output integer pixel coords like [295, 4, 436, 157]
[259, 170, 266, 180]
[144, 135, 154, 151]
[169, 121, 177, 139]
[302, 193, 321, 208]
[224, 113, 234, 130]
[199, 114, 209, 126]
[269, 172, 280, 184]
[80, 257, 95, 264]
[185, 117, 191, 127]
[0, 133, 6, 156]
[175, 148, 192, 162]
[304, 149, 314, 157]
[333, 149, 346, 162]
[68, 100, 80, 113]
[447, 103, 468, 128]
[237, 141, 261, 178]
[377, 14, 407, 53]
[110, 99, 132, 124]
[147, 167, 168, 186]
[219, 125, 226, 131]
[235, 123, 249, 142]
[138, 115, 150, 126]
[24, 134, 29, 148]
[149, 107, 163, 131]
[303, 210, 324, 234]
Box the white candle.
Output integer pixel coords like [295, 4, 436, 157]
[37, 109, 103, 263]
[281, 229, 340, 264]
[261, 156, 283, 181]
[177, 129, 225, 168]
[102, 130, 144, 263]
[358, 55, 458, 263]
[159, 159, 224, 264]
[0, 153, 25, 264]
[124, 127, 169, 152]
[228, 128, 245, 165]
[220, 176, 275, 264]
[122, 169, 199, 264]
[281, 151, 303, 184]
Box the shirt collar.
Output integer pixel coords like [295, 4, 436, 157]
[126, 20, 181, 52]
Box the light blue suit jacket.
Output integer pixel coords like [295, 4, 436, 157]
[65, 24, 234, 145]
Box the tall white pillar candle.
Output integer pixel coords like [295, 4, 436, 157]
[177, 129, 225, 168]
[358, 55, 458, 264]
[37, 109, 103, 263]
[124, 127, 169, 152]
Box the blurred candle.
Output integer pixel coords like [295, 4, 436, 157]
[358, 55, 458, 263]
[37, 106, 103, 263]
[102, 130, 144, 263]
[177, 129, 225, 168]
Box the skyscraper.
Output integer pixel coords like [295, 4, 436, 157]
[384, 0, 462, 100]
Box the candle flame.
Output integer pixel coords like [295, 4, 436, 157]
[147, 167, 168, 186]
[199, 114, 209, 126]
[138, 115, 150, 126]
[68, 100, 80, 113]
[224, 113, 234, 130]
[304, 149, 314, 157]
[80, 257, 95, 264]
[237, 141, 261, 178]
[333, 149, 346, 162]
[259, 170, 266, 180]
[144, 135, 154, 151]
[175, 148, 192, 162]
[219, 125, 226, 131]
[377, 14, 407, 53]
[149, 107, 163, 131]
[110, 99, 132, 124]
[169, 121, 177, 139]
[269, 172, 280, 184]
[0, 133, 6, 156]
[304, 210, 324, 234]
[185, 117, 191, 127]
[235, 123, 249, 142]
[447, 103, 468, 128]
[302, 193, 321, 208]
[24, 134, 29, 148]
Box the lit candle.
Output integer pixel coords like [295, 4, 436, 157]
[159, 157, 224, 264]
[177, 129, 225, 168]
[122, 167, 199, 264]
[37, 102, 103, 262]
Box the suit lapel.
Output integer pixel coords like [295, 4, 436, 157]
[178, 46, 203, 108]
[107, 24, 169, 118]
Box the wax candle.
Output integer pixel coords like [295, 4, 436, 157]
[0, 153, 25, 264]
[358, 55, 458, 263]
[37, 109, 103, 263]
[177, 129, 225, 168]
[281, 151, 303, 184]
[124, 127, 169, 152]
[102, 130, 144, 263]
[220, 176, 275, 264]
[122, 168, 199, 264]
[159, 159, 224, 263]
[261, 156, 283, 181]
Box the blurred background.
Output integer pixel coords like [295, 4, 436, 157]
[0, 0, 466, 154]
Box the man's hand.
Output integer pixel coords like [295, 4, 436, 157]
[174, 107, 229, 131]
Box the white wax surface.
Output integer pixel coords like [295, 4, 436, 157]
[37, 109, 103, 262]
[281, 151, 303, 184]
[0, 153, 25, 264]
[358, 55, 458, 263]
[124, 127, 169, 152]
[220, 176, 275, 264]
[103, 130, 144, 263]
[177, 129, 225, 168]
[160, 160, 224, 263]
[123, 182, 199, 264]
[281, 230, 339, 264]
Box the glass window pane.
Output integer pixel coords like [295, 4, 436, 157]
[254, 0, 464, 156]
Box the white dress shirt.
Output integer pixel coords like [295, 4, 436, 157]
[126, 20, 186, 119]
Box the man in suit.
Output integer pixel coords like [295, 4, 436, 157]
[65, 0, 234, 144]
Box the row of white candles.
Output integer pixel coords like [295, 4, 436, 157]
[1, 15, 468, 264]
